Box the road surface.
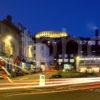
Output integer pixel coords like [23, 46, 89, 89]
[1, 77, 100, 90]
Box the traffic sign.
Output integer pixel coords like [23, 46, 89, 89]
[39, 74, 45, 86]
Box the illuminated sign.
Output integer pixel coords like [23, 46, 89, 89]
[39, 74, 45, 86]
[64, 64, 71, 69]
[79, 57, 100, 65]
[80, 57, 100, 60]
[35, 31, 68, 38]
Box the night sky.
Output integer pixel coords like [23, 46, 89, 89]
[0, 0, 100, 37]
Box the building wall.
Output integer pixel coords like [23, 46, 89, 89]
[0, 20, 21, 58]
[35, 43, 53, 67]
[21, 29, 35, 62]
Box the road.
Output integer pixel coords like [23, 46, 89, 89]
[1, 77, 100, 91]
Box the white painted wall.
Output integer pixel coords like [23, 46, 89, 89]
[35, 43, 53, 68]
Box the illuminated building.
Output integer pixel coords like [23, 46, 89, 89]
[35, 43, 53, 68]
[34, 29, 100, 71]
[76, 56, 100, 73]
[18, 27, 35, 62]
[34, 31, 69, 68]
[0, 16, 35, 71]
[0, 15, 22, 58]
[1, 16, 100, 72]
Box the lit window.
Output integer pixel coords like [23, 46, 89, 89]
[88, 41, 95, 45]
[28, 45, 33, 58]
[70, 54, 73, 57]
[70, 59, 74, 63]
[98, 41, 100, 45]
[58, 59, 62, 62]
[64, 59, 68, 62]
[59, 55, 62, 58]
[65, 54, 68, 57]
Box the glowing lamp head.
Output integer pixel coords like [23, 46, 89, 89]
[4, 35, 12, 42]
[7, 36, 12, 40]
[76, 56, 80, 61]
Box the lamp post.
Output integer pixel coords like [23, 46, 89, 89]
[76, 56, 80, 72]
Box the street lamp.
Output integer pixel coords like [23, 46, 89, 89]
[6, 35, 12, 41]
[76, 56, 80, 61]
[76, 56, 80, 71]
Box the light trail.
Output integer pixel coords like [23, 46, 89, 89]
[0, 77, 100, 85]
[0, 77, 100, 90]
[0, 56, 29, 73]
[7, 83, 100, 97]
[6, 76, 14, 83]
[1, 66, 11, 76]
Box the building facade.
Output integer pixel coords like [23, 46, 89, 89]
[0, 16, 35, 72]
[16, 24, 35, 63]
[35, 43, 53, 69]
[34, 29, 100, 72]
[0, 16, 22, 58]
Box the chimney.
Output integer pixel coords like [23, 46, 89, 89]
[5, 15, 12, 23]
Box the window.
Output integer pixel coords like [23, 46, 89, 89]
[34, 54, 36, 57]
[88, 41, 95, 45]
[70, 59, 74, 63]
[41, 46, 44, 50]
[3, 26, 9, 33]
[98, 41, 100, 45]
[78, 40, 82, 44]
[64, 59, 68, 62]
[34, 46, 36, 50]
[59, 54, 62, 58]
[70, 54, 73, 57]
[65, 54, 68, 58]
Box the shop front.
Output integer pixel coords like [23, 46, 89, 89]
[76, 56, 100, 73]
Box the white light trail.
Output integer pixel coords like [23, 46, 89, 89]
[0, 77, 100, 90]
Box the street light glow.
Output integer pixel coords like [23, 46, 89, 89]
[4, 35, 13, 56]
[76, 56, 80, 61]
[28, 45, 33, 58]
[6, 35, 12, 41]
